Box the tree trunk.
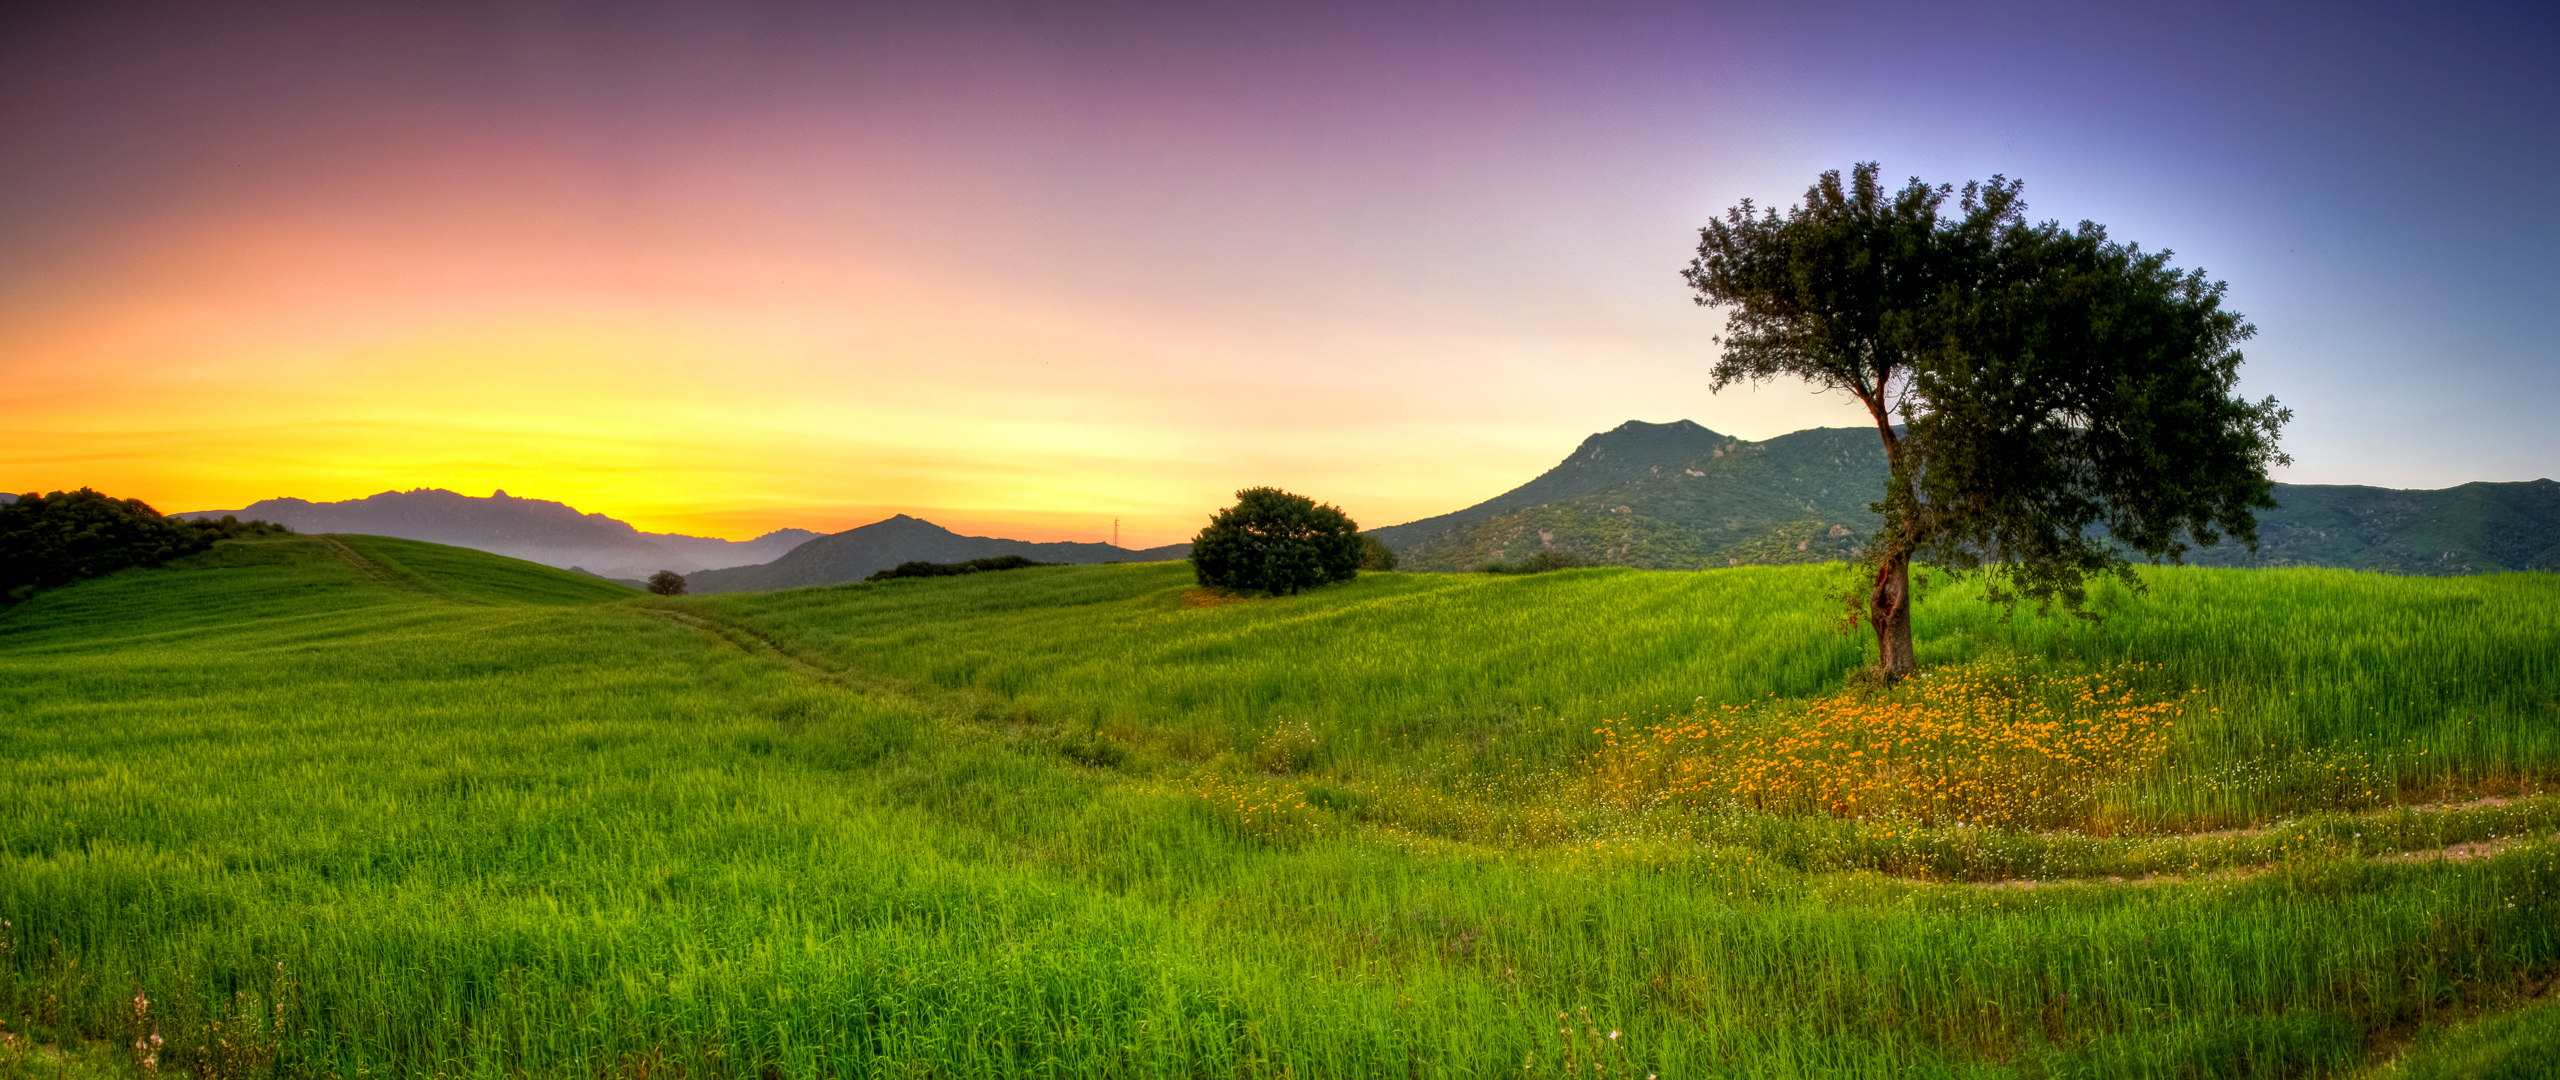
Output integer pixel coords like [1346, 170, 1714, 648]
[1871, 550, 1917, 681]
[1861, 398, 1918, 683]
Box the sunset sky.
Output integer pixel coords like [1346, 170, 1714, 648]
[4, 1, 2553, 546]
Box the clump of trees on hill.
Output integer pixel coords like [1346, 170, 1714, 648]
[1190, 487, 1364, 596]
[864, 555, 1057, 583]
[1, 488, 290, 603]
[645, 570, 688, 595]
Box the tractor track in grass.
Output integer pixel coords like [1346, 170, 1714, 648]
[318, 535, 485, 605]
[1968, 833, 2541, 891]
[1961, 797, 2556, 891]
[319, 536, 420, 595]
[642, 607, 837, 677]
[639, 606, 921, 700]
[637, 602, 2557, 895]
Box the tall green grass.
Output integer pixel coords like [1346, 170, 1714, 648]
[695, 562, 2560, 824]
[1, 538, 2554, 1077]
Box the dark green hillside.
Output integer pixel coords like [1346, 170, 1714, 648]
[2183, 478, 2560, 575]
[1373, 421, 1885, 570]
[1375, 420, 2558, 576]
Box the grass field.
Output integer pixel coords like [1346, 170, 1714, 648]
[3, 535, 2556, 1077]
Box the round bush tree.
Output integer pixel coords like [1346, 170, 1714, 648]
[1357, 534, 1398, 572]
[645, 570, 688, 596]
[1189, 487, 1362, 596]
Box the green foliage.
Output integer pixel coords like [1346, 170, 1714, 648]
[1356, 533, 1397, 571]
[1187, 486, 1361, 596]
[645, 569, 689, 595]
[0, 487, 289, 603]
[3, 541, 2558, 1076]
[863, 554, 1056, 582]
[1686, 162, 2293, 642]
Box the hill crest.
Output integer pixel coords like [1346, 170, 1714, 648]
[684, 513, 1188, 594]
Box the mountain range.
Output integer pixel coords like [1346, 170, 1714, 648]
[171, 488, 1189, 591]
[177, 489, 819, 581]
[682, 515, 1190, 593]
[1371, 420, 2560, 576]
[117, 419, 2558, 593]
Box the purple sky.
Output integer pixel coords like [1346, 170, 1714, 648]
[3, 0, 2551, 541]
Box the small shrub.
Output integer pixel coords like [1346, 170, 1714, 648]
[1189, 487, 1361, 596]
[864, 555, 1057, 582]
[1357, 534, 1398, 571]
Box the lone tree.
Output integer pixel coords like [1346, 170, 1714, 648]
[1684, 163, 2290, 680]
[646, 570, 688, 596]
[1357, 534, 1398, 572]
[1190, 487, 1363, 596]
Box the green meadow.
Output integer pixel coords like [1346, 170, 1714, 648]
[3, 534, 2556, 1077]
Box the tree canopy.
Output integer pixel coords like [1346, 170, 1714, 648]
[645, 570, 689, 596]
[1189, 488, 1363, 596]
[1684, 163, 2290, 678]
[863, 555, 1057, 582]
[1, 488, 291, 603]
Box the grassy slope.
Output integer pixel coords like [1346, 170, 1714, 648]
[2366, 996, 2560, 1079]
[2, 541, 2556, 1077]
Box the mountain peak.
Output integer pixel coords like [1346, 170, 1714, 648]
[1573, 419, 1728, 461]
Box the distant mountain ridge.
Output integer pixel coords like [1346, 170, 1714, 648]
[2181, 479, 2560, 575]
[1370, 420, 2558, 576]
[1369, 420, 1884, 570]
[177, 489, 818, 581]
[684, 515, 1189, 594]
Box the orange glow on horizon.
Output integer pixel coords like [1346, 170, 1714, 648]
[0, 46, 1885, 546]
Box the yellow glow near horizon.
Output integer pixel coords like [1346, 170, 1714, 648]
[0, 124, 1881, 548]
[1, 213, 1878, 546]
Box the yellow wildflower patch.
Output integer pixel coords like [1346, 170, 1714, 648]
[1591, 656, 2193, 830]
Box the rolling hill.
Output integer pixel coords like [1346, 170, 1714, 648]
[177, 488, 818, 580]
[683, 513, 1189, 593]
[1370, 419, 2560, 575]
[6, 530, 2557, 1075]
